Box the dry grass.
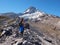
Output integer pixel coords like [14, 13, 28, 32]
[28, 18, 60, 38]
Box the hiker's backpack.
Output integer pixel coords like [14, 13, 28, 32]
[19, 25, 24, 32]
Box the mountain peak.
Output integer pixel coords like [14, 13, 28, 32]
[19, 6, 46, 19]
[24, 6, 38, 14]
[28, 6, 37, 10]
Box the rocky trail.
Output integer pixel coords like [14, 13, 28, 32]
[0, 24, 58, 45]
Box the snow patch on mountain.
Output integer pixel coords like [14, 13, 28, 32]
[24, 6, 38, 14]
[19, 6, 46, 20]
[20, 11, 44, 19]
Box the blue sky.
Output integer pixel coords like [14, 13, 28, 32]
[0, 0, 60, 16]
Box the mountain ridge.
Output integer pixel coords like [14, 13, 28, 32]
[0, 6, 59, 17]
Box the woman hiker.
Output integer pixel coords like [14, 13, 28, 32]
[19, 18, 25, 36]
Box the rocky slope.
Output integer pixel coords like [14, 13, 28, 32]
[0, 24, 56, 45]
[0, 16, 60, 45]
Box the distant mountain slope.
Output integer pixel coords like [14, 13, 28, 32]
[0, 12, 18, 18]
[19, 6, 60, 21]
[19, 6, 46, 20]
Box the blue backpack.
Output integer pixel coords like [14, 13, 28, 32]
[19, 25, 24, 32]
